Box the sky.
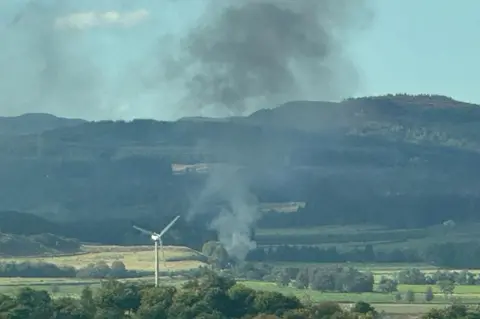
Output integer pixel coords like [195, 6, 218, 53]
[0, 0, 479, 120]
[353, 0, 480, 104]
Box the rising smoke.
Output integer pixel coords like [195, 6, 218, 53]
[167, 0, 370, 116]
[0, 0, 370, 120]
[0, 0, 105, 119]
[1, 0, 371, 258]
[181, 0, 371, 259]
[188, 165, 259, 261]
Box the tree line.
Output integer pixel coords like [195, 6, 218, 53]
[245, 241, 480, 268]
[0, 271, 477, 318]
[0, 261, 148, 279]
[396, 268, 480, 286]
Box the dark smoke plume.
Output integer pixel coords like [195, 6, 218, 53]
[179, 0, 371, 259]
[0, 0, 370, 120]
[163, 0, 371, 116]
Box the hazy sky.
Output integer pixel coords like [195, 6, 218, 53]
[353, 0, 480, 104]
[0, 0, 479, 120]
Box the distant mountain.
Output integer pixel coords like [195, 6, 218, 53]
[0, 113, 86, 135]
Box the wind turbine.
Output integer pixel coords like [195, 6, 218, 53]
[133, 215, 180, 287]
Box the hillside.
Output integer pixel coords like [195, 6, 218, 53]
[243, 94, 480, 149]
[0, 113, 85, 135]
[0, 94, 479, 245]
[0, 232, 80, 256]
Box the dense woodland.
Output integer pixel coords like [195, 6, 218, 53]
[1, 94, 480, 253]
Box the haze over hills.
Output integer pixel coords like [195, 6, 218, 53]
[0, 94, 479, 254]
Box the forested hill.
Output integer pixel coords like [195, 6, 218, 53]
[0, 94, 479, 241]
[0, 113, 85, 135]
[241, 94, 480, 149]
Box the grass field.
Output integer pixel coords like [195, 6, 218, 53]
[0, 276, 183, 298]
[0, 276, 472, 314]
[0, 244, 207, 271]
[2, 222, 480, 315]
[0, 244, 204, 298]
[0, 276, 470, 314]
[241, 280, 480, 314]
[255, 222, 480, 252]
[249, 220, 480, 315]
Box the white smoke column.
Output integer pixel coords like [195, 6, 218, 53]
[210, 198, 258, 260]
[188, 164, 259, 260]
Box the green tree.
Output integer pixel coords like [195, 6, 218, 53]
[397, 268, 426, 285]
[109, 261, 127, 278]
[377, 277, 398, 293]
[93, 307, 125, 319]
[425, 286, 434, 302]
[294, 269, 309, 289]
[438, 279, 455, 297]
[50, 284, 60, 294]
[202, 241, 219, 257]
[52, 297, 90, 319]
[252, 291, 301, 317]
[202, 242, 230, 269]
[13, 288, 54, 319]
[405, 290, 415, 303]
[275, 269, 290, 287]
[310, 272, 335, 292]
[304, 301, 344, 318]
[80, 286, 96, 317]
[228, 284, 257, 318]
[136, 286, 176, 318]
[394, 292, 402, 302]
[95, 280, 141, 314]
[0, 294, 16, 314]
[352, 301, 376, 315]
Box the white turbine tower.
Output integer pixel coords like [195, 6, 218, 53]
[133, 215, 180, 287]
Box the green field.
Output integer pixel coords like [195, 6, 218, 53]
[255, 222, 480, 252]
[0, 226, 480, 315]
[240, 280, 480, 314]
[243, 280, 480, 301]
[0, 277, 469, 314]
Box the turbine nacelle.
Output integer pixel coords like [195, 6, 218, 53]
[151, 233, 161, 242]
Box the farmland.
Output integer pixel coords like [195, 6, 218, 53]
[2, 224, 480, 315]
[0, 244, 480, 315]
[0, 244, 207, 271]
[254, 222, 480, 251]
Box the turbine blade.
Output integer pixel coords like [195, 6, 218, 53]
[160, 242, 167, 267]
[158, 215, 180, 237]
[133, 225, 154, 236]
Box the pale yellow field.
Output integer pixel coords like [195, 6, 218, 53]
[0, 245, 207, 271]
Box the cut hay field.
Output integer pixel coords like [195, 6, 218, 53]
[0, 244, 207, 271]
[0, 244, 204, 297]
